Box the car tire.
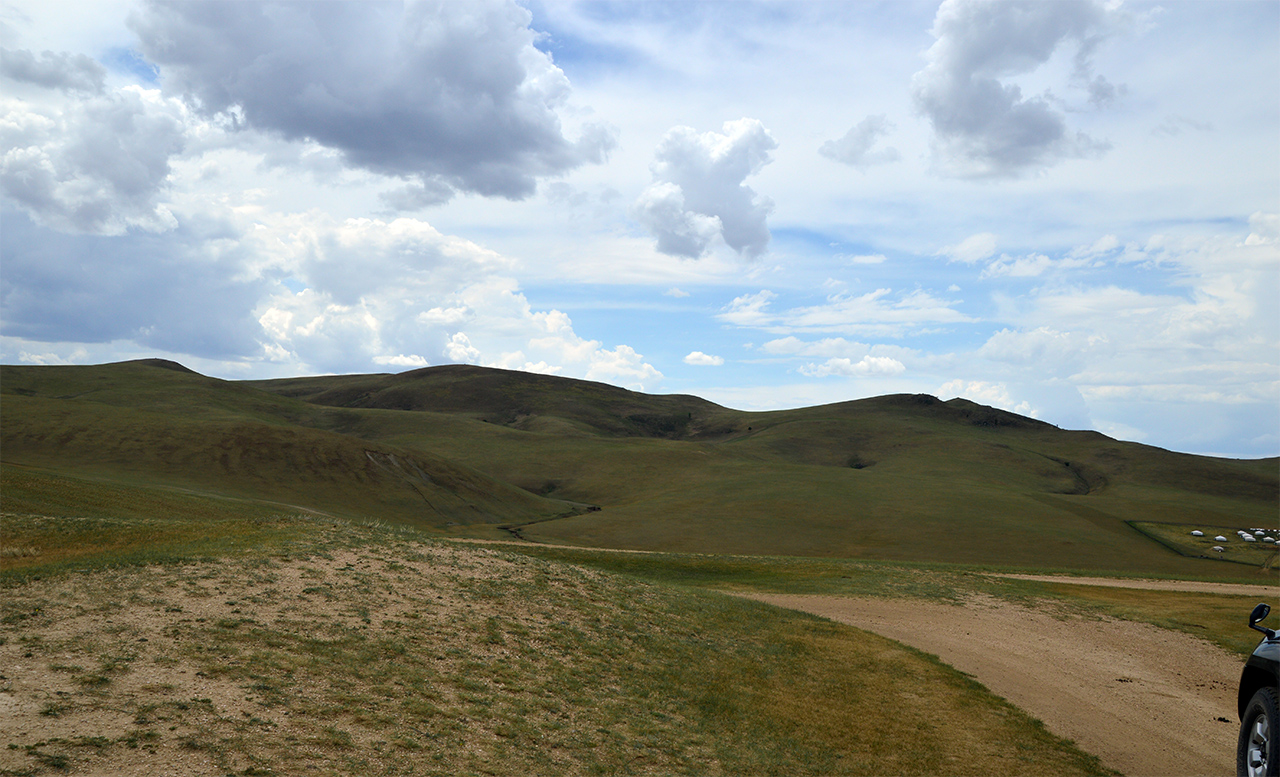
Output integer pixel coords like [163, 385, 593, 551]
[1239, 686, 1280, 777]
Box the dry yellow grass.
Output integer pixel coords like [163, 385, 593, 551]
[0, 518, 1112, 776]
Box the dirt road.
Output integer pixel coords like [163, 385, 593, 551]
[988, 573, 1277, 598]
[740, 592, 1246, 777]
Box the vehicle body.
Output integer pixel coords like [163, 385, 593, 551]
[1238, 603, 1280, 777]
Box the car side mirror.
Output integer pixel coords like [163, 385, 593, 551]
[1249, 602, 1275, 639]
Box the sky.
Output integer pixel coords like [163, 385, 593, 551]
[1, 0, 1277, 459]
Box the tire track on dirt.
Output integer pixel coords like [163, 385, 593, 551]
[739, 592, 1244, 777]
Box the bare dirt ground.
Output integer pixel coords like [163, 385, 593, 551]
[987, 573, 1277, 597]
[740, 591, 1247, 777]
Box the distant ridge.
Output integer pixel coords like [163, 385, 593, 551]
[248, 363, 735, 439]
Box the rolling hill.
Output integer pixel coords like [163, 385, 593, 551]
[0, 360, 585, 528]
[3, 359, 1276, 578]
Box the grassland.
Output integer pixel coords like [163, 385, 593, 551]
[3, 360, 1276, 580]
[485, 543, 1279, 660]
[1, 511, 1115, 776]
[2, 353, 1271, 774]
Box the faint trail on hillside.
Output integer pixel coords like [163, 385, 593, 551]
[739, 592, 1244, 777]
[987, 573, 1277, 598]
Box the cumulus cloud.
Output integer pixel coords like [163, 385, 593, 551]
[16, 347, 88, 365]
[684, 351, 724, 366]
[584, 344, 663, 389]
[819, 114, 900, 170]
[1, 48, 106, 94]
[290, 216, 511, 307]
[372, 353, 430, 369]
[800, 355, 905, 378]
[129, 0, 612, 204]
[444, 332, 482, 364]
[1, 84, 186, 233]
[634, 118, 776, 259]
[912, 0, 1119, 178]
[939, 379, 1035, 416]
[255, 238, 665, 388]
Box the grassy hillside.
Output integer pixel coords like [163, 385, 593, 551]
[4, 360, 1276, 578]
[0, 361, 583, 528]
[252, 363, 739, 439]
[250, 365, 1277, 578]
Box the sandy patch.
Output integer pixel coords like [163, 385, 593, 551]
[739, 592, 1246, 777]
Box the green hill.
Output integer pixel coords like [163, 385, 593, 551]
[4, 360, 1276, 578]
[0, 361, 584, 528]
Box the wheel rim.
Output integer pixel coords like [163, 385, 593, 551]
[1247, 711, 1271, 777]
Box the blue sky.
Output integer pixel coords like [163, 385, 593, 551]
[1, 0, 1277, 458]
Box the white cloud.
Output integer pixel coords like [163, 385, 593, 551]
[986, 226, 1280, 415]
[632, 181, 722, 258]
[819, 114, 900, 170]
[980, 252, 1054, 278]
[664, 287, 690, 298]
[17, 346, 87, 365]
[911, 0, 1119, 178]
[129, 0, 612, 204]
[760, 336, 868, 359]
[633, 118, 777, 259]
[372, 353, 429, 369]
[1067, 234, 1120, 258]
[1246, 211, 1279, 246]
[937, 232, 997, 263]
[1, 84, 186, 233]
[718, 290, 777, 327]
[979, 326, 1106, 378]
[847, 254, 887, 265]
[684, 351, 724, 366]
[800, 355, 905, 378]
[721, 288, 971, 337]
[444, 332, 482, 364]
[586, 344, 663, 390]
[939, 379, 1036, 417]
